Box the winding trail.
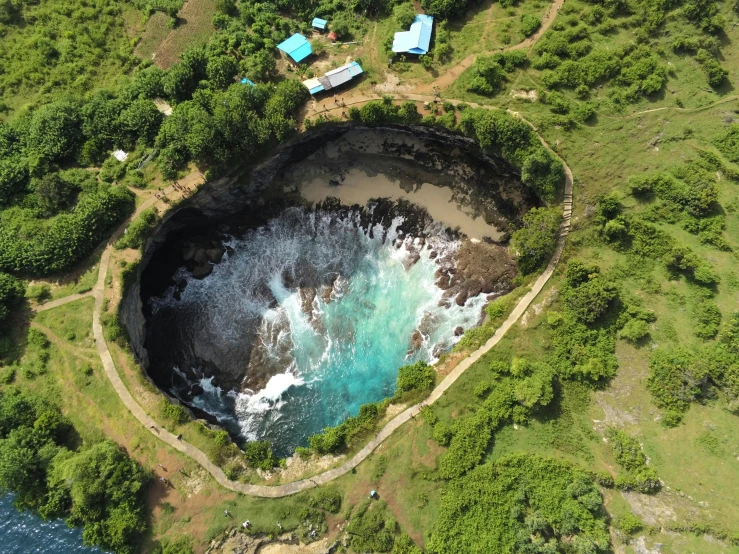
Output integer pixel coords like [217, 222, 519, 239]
[34, 292, 94, 313]
[37, 0, 577, 496]
[29, 0, 738, 501]
[79, 104, 573, 497]
[417, 0, 564, 93]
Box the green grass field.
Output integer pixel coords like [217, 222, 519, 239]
[4, 0, 739, 551]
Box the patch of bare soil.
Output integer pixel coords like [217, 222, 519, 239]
[258, 538, 333, 554]
[511, 89, 539, 102]
[521, 286, 556, 326]
[592, 343, 651, 431]
[258, 452, 345, 483]
[621, 491, 677, 526]
[207, 530, 328, 554]
[375, 72, 414, 94]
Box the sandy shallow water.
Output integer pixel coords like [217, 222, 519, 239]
[299, 168, 504, 241]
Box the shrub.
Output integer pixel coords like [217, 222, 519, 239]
[346, 500, 397, 553]
[467, 56, 504, 96]
[605, 428, 646, 472]
[307, 487, 342, 514]
[393, 3, 416, 28]
[27, 328, 50, 350]
[606, 427, 661, 494]
[696, 48, 728, 88]
[510, 207, 562, 275]
[561, 262, 617, 324]
[26, 283, 51, 303]
[438, 381, 516, 478]
[647, 347, 703, 417]
[115, 208, 159, 250]
[162, 401, 189, 424]
[520, 14, 541, 37]
[243, 440, 278, 470]
[396, 361, 436, 395]
[619, 319, 649, 343]
[714, 124, 739, 163]
[615, 513, 643, 535]
[308, 402, 384, 454]
[693, 300, 721, 339]
[520, 149, 564, 202]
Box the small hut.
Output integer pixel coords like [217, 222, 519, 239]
[277, 34, 312, 64]
[312, 17, 327, 32]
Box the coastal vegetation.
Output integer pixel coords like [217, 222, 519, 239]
[0, 388, 150, 553]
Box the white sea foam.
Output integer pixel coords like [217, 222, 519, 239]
[150, 207, 494, 452]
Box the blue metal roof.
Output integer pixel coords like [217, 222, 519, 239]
[392, 14, 433, 55]
[240, 78, 256, 86]
[312, 17, 327, 29]
[277, 34, 313, 63]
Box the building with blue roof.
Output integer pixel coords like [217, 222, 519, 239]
[277, 34, 312, 64]
[392, 14, 434, 55]
[312, 17, 327, 30]
[240, 78, 256, 86]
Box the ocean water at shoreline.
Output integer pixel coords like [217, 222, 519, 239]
[0, 494, 103, 553]
[149, 207, 491, 456]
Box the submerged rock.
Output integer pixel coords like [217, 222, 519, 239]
[408, 329, 424, 354]
[191, 263, 213, 279]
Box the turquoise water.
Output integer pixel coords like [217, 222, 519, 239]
[0, 495, 103, 553]
[152, 208, 487, 455]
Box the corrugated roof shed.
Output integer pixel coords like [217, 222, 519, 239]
[301, 61, 364, 95]
[325, 61, 364, 88]
[392, 14, 433, 55]
[241, 78, 256, 86]
[277, 34, 312, 63]
[312, 17, 327, 29]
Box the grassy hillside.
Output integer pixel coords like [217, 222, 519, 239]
[2, 0, 739, 553]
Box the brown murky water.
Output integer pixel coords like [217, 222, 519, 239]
[299, 168, 504, 241]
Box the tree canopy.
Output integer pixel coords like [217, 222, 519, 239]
[0, 388, 150, 553]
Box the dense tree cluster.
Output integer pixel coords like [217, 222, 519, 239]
[595, 195, 720, 286]
[466, 52, 527, 97]
[459, 108, 564, 202]
[647, 315, 739, 425]
[429, 454, 610, 553]
[0, 388, 150, 553]
[0, 0, 313, 277]
[421, 0, 480, 19]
